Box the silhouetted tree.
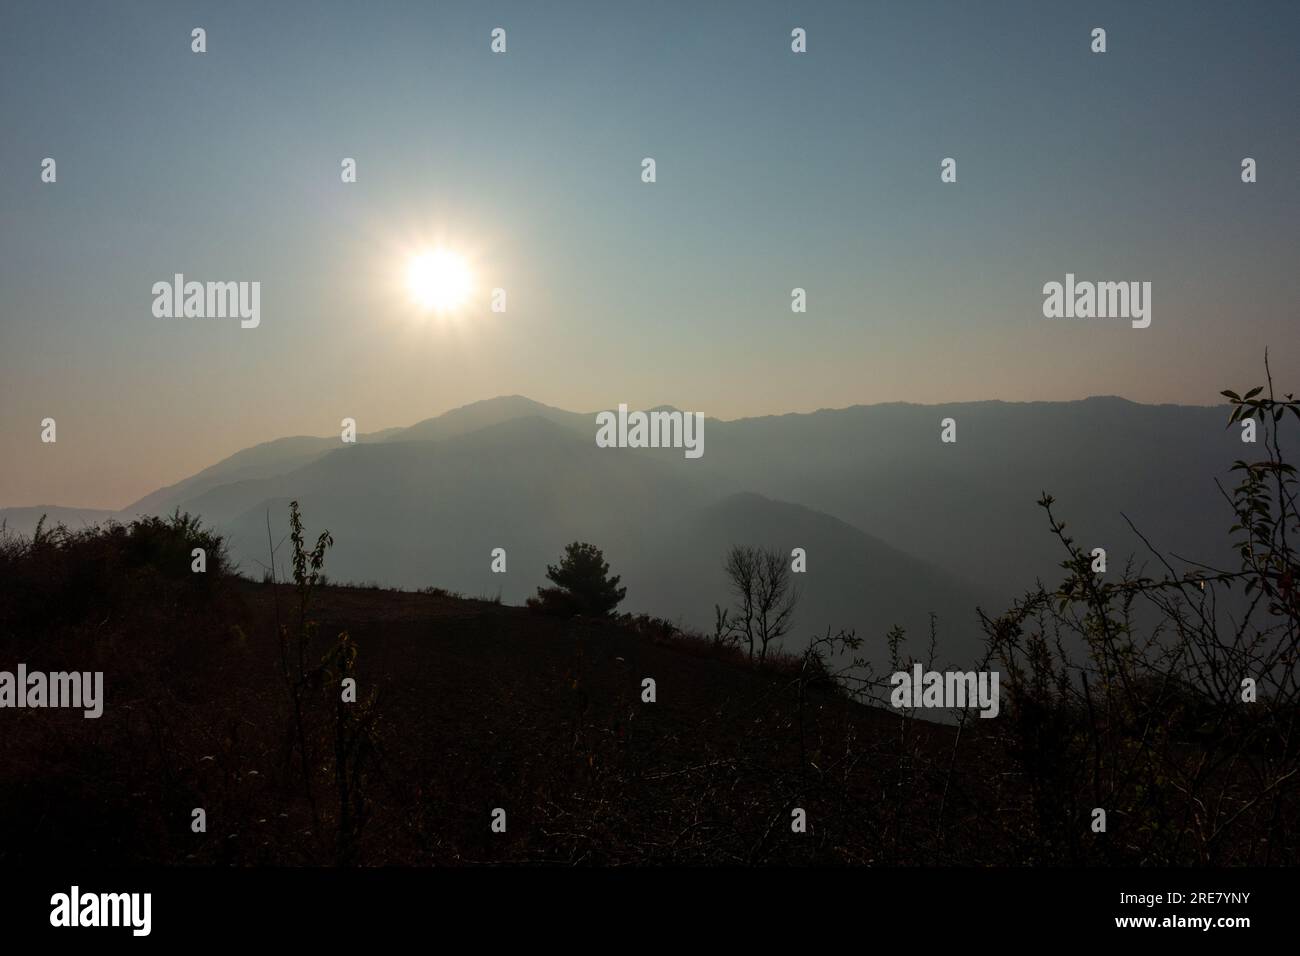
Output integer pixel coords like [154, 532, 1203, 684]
[725, 545, 799, 663]
[531, 541, 626, 617]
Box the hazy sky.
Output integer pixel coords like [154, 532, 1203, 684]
[2, 0, 1297, 509]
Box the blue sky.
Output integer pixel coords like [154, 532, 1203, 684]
[2, 0, 1297, 507]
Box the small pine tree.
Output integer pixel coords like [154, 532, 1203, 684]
[531, 541, 626, 617]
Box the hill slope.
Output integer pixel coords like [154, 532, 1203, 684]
[0, 576, 980, 866]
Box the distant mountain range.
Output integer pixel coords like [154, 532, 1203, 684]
[3, 394, 1267, 666]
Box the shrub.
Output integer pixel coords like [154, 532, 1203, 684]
[0, 509, 230, 630]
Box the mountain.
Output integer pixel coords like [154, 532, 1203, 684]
[8, 393, 1272, 665]
[382, 395, 590, 443]
[650, 396, 1255, 604]
[211, 415, 716, 592]
[0, 505, 117, 537]
[119, 428, 403, 519]
[92, 413, 980, 664]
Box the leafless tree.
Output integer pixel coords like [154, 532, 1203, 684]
[725, 545, 800, 663]
[724, 546, 758, 659]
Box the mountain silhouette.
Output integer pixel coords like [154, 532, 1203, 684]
[4, 394, 1273, 666]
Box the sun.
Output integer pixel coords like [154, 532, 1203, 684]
[406, 248, 473, 312]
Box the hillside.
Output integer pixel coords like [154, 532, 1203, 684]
[0, 575, 986, 866]
[2, 503, 1294, 868]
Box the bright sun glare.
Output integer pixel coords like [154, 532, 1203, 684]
[406, 249, 473, 312]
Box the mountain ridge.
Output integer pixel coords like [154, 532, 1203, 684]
[2, 391, 1269, 662]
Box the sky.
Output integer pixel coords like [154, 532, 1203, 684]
[1, 0, 1298, 509]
